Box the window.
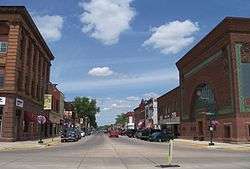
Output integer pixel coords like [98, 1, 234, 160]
[0, 68, 4, 88]
[0, 42, 8, 53]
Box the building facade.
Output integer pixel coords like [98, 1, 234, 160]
[125, 111, 135, 130]
[157, 87, 180, 136]
[133, 100, 145, 129]
[176, 17, 250, 143]
[44, 83, 64, 137]
[0, 7, 54, 141]
[145, 98, 159, 129]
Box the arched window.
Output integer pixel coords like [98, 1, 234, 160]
[191, 84, 216, 120]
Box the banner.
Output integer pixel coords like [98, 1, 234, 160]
[44, 94, 52, 110]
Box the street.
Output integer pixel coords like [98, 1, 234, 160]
[0, 133, 249, 169]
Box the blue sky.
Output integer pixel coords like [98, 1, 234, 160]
[2, 0, 250, 125]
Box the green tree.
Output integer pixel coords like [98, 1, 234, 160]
[115, 113, 128, 126]
[73, 97, 99, 128]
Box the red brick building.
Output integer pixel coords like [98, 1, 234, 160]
[157, 87, 180, 136]
[176, 17, 250, 143]
[133, 100, 145, 129]
[0, 6, 54, 141]
[45, 83, 64, 137]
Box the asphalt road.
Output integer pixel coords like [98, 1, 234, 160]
[0, 133, 249, 169]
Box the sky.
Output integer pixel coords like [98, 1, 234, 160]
[2, 0, 250, 125]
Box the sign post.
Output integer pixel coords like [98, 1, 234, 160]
[37, 115, 46, 144]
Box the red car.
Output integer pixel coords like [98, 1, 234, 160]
[109, 130, 119, 138]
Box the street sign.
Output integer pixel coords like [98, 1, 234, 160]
[37, 115, 46, 124]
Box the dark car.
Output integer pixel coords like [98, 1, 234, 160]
[149, 131, 174, 142]
[140, 129, 161, 141]
[125, 129, 136, 138]
[61, 128, 79, 142]
[135, 130, 143, 139]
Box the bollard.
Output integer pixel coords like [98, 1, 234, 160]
[166, 139, 173, 165]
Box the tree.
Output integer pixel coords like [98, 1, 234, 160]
[115, 113, 128, 126]
[73, 97, 99, 128]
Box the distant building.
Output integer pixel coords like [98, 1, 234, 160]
[125, 111, 135, 130]
[157, 87, 180, 136]
[0, 6, 54, 141]
[44, 83, 64, 137]
[145, 98, 159, 129]
[63, 101, 75, 127]
[133, 100, 145, 129]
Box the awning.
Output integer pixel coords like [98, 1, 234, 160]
[24, 112, 37, 123]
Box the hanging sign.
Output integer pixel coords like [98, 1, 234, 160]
[0, 97, 6, 105]
[16, 98, 24, 108]
[44, 94, 52, 110]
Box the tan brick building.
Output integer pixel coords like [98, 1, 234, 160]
[157, 87, 180, 136]
[0, 6, 54, 141]
[176, 17, 250, 143]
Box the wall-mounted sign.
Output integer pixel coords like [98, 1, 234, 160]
[0, 97, 6, 106]
[44, 94, 52, 110]
[37, 115, 46, 124]
[16, 98, 24, 108]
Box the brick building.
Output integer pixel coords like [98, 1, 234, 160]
[145, 98, 159, 129]
[157, 87, 180, 136]
[133, 100, 145, 129]
[0, 6, 54, 141]
[176, 17, 250, 143]
[44, 83, 64, 137]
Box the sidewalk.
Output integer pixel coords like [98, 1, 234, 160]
[175, 139, 250, 151]
[0, 137, 61, 151]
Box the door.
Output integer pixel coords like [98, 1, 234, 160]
[16, 109, 22, 140]
[198, 121, 204, 137]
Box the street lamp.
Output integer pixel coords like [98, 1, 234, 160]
[196, 90, 215, 146]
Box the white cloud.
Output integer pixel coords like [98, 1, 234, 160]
[79, 0, 136, 45]
[61, 69, 179, 92]
[143, 20, 199, 54]
[126, 96, 139, 101]
[34, 15, 64, 41]
[88, 67, 114, 77]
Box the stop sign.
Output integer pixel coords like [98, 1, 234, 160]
[37, 115, 46, 124]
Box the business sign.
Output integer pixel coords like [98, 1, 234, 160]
[37, 115, 46, 124]
[44, 94, 52, 110]
[16, 98, 24, 108]
[0, 97, 6, 105]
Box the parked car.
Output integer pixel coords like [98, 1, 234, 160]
[109, 130, 119, 138]
[135, 130, 143, 139]
[125, 129, 136, 138]
[149, 131, 174, 142]
[140, 129, 161, 141]
[61, 128, 79, 142]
